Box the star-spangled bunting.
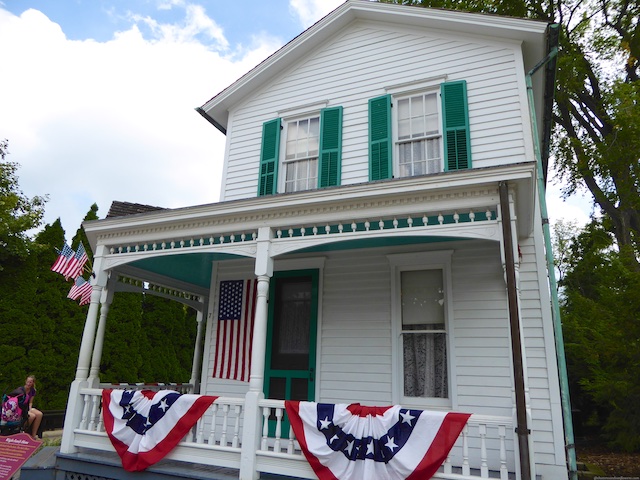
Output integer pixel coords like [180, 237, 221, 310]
[285, 401, 470, 480]
[102, 389, 217, 471]
[212, 279, 257, 382]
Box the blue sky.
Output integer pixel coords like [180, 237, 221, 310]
[0, 0, 590, 241]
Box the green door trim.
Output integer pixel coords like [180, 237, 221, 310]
[264, 269, 319, 402]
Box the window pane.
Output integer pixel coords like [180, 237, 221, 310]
[403, 331, 448, 398]
[401, 270, 444, 327]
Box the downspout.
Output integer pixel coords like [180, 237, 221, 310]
[526, 23, 578, 480]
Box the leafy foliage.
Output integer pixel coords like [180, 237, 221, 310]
[557, 220, 640, 451]
[0, 140, 47, 270]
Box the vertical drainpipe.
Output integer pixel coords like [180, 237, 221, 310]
[526, 24, 578, 480]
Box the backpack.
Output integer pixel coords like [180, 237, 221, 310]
[1, 389, 26, 423]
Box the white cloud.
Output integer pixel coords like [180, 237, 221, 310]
[0, 6, 283, 238]
[288, 0, 346, 28]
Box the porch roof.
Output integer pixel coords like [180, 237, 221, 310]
[84, 162, 536, 292]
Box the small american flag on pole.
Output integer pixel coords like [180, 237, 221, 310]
[212, 279, 257, 382]
[63, 242, 89, 280]
[51, 244, 74, 275]
[68, 276, 92, 301]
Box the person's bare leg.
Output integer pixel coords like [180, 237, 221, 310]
[28, 409, 43, 439]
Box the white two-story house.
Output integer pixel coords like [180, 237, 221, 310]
[54, 1, 572, 479]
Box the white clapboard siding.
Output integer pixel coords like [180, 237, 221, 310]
[221, 21, 527, 201]
[319, 248, 393, 405]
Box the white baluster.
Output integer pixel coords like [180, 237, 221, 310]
[88, 394, 100, 431]
[230, 234, 235, 243]
[351, 221, 357, 232]
[313, 226, 318, 235]
[199, 237, 204, 246]
[209, 236, 214, 245]
[499, 425, 508, 480]
[454, 212, 460, 223]
[109, 247, 115, 254]
[180, 240, 185, 248]
[378, 219, 384, 229]
[261, 407, 270, 451]
[486, 209, 492, 220]
[438, 213, 444, 225]
[422, 214, 429, 225]
[479, 423, 488, 477]
[274, 407, 283, 453]
[462, 424, 470, 476]
[277, 229, 282, 238]
[208, 404, 218, 445]
[393, 218, 398, 229]
[221, 404, 230, 446]
[170, 241, 175, 248]
[241, 233, 246, 241]
[338, 223, 343, 233]
[79, 394, 91, 430]
[444, 453, 452, 474]
[325, 225, 331, 234]
[288, 228, 294, 237]
[301, 227, 306, 236]
[407, 216, 413, 228]
[287, 424, 295, 454]
[232, 405, 241, 448]
[219, 235, 224, 244]
[470, 210, 475, 222]
[365, 221, 370, 231]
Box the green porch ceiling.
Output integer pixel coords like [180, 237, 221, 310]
[126, 236, 470, 288]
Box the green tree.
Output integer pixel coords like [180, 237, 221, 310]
[559, 219, 640, 451]
[0, 139, 47, 270]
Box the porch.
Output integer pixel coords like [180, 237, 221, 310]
[56, 386, 518, 480]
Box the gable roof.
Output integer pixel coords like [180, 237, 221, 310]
[197, 0, 550, 135]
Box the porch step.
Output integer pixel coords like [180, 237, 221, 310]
[21, 448, 304, 480]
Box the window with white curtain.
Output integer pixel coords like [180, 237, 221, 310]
[400, 269, 448, 399]
[388, 251, 452, 407]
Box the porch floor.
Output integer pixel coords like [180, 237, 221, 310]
[21, 447, 305, 480]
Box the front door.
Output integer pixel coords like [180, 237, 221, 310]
[264, 270, 318, 406]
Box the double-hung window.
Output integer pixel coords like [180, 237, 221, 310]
[284, 116, 320, 193]
[389, 251, 453, 407]
[258, 106, 343, 196]
[397, 92, 442, 177]
[369, 80, 471, 181]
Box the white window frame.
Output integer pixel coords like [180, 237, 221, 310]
[279, 113, 320, 193]
[388, 250, 455, 408]
[392, 88, 444, 178]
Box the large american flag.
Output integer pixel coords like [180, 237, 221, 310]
[285, 401, 470, 480]
[212, 279, 257, 382]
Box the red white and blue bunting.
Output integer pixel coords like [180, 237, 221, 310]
[102, 389, 217, 471]
[285, 401, 470, 480]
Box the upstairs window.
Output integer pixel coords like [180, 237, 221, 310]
[284, 116, 319, 193]
[397, 92, 442, 177]
[259, 106, 342, 196]
[369, 80, 471, 181]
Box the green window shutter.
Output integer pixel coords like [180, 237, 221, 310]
[441, 80, 471, 171]
[258, 118, 281, 196]
[369, 94, 392, 181]
[318, 106, 343, 188]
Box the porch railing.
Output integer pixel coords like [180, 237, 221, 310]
[73, 388, 515, 479]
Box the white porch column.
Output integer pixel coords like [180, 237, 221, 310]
[61, 245, 109, 454]
[240, 226, 274, 480]
[87, 280, 114, 388]
[189, 305, 206, 393]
